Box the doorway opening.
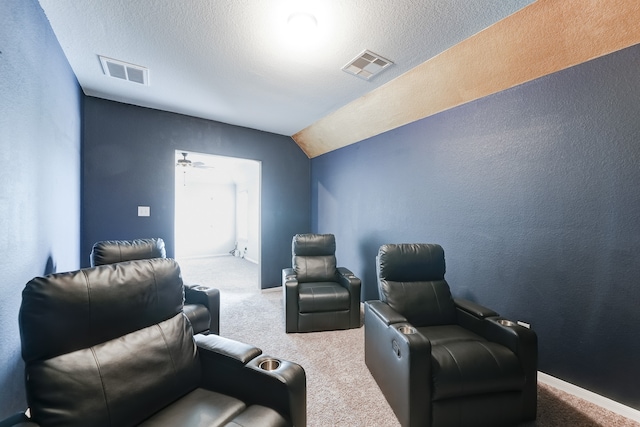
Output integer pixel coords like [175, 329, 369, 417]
[174, 150, 261, 288]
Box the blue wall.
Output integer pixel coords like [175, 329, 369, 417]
[311, 43, 640, 409]
[82, 97, 310, 287]
[0, 0, 81, 417]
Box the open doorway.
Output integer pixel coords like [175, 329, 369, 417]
[175, 150, 261, 288]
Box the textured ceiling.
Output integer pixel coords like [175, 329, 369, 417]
[37, 0, 534, 144]
[294, 0, 640, 157]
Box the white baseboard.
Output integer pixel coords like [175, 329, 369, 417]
[538, 371, 640, 422]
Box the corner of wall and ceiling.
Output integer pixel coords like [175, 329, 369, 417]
[293, 0, 640, 159]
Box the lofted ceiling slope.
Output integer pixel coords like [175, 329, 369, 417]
[294, 0, 640, 157]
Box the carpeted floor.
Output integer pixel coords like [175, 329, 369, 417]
[178, 255, 639, 427]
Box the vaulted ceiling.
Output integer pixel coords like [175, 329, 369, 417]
[38, 0, 640, 158]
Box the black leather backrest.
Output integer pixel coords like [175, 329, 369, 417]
[20, 258, 184, 362]
[20, 258, 200, 427]
[90, 238, 166, 267]
[292, 234, 337, 282]
[377, 244, 456, 326]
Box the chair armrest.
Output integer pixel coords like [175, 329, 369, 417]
[195, 333, 262, 364]
[282, 268, 300, 333]
[364, 301, 431, 427]
[366, 300, 407, 326]
[454, 298, 499, 318]
[185, 284, 221, 335]
[484, 317, 538, 419]
[336, 267, 355, 280]
[282, 268, 296, 281]
[484, 318, 538, 360]
[196, 334, 306, 426]
[336, 267, 361, 291]
[244, 355, 307, 427]
[0, 412, 38, 427]
[336, 267, 362, 328]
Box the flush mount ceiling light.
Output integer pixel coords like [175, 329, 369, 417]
[342, 50, 393, 80]
[99, 55, 149, 85]
[285, 12, 318, 42]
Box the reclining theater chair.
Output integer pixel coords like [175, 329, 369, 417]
[5, 258, 306, 427]
[90, 238, 220, 335]
[283, 234, 361, 333]
[364, 244, 537, 427]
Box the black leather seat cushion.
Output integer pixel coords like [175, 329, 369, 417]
[298, 282, 350, 313]
[225, 405, 289, 427]
[418, 325, 525, 401]
[430, 339, 524, 401]
[139, 388, 288, 427]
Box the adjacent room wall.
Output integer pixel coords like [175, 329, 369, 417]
[236, 173, 261, 263]
[311, 44, 640, 409]
[175, 180, 237, 258]
[0, 0, 81, 417]
[82, 97, 310, 288]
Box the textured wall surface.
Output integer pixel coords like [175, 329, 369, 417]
[82, 97, 310, 287]
[312, 44, 640, 409]
[0, 0, 81, 417]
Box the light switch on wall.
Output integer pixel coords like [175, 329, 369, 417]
[138, 206, 150, 217]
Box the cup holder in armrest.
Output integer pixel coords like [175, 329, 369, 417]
[397, 325, 417, 335]
[498, 319, 516, 327]
[259, 358, 281, 371]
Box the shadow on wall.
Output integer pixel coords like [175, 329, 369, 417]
[43, 255, 57, 275]
[0, 354, 25, 418]
[1, 254, 57, 416]
[359, 234, 390, 301]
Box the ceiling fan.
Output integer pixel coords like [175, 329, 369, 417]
[176, 152, 216, 186]
[176, 152, 213, 169]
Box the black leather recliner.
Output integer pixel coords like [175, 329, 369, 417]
[364, 244, 537, 427]
[90, 238, 220, 335]
[282, 234, 361, 333]
[4, 258, 306, 427]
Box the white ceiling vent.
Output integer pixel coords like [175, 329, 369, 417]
[342, 50, 393, 80]
[99, 55, 149, 85]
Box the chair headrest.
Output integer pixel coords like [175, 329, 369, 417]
[292, 233, 336, 256]
[377, 243, 446, 282]
[90, 238, 166, 266]
[20, 258, 184, 362]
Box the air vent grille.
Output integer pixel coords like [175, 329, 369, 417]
[99, 55, 149, 85]
[342, 50, 393, 80]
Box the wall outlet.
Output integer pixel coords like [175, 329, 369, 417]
[137, 206, 150, 217]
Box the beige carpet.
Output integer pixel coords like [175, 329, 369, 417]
[179, 255, 639, 427]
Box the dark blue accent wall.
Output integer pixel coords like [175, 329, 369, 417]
[0, 0, 81, 417]
[312, 44, 640, 409]
[82, 97, 310, 287]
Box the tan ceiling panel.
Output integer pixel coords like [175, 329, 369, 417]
[294, 0, 640, 158]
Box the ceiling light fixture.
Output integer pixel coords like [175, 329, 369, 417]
[286, 12, 318, 42]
